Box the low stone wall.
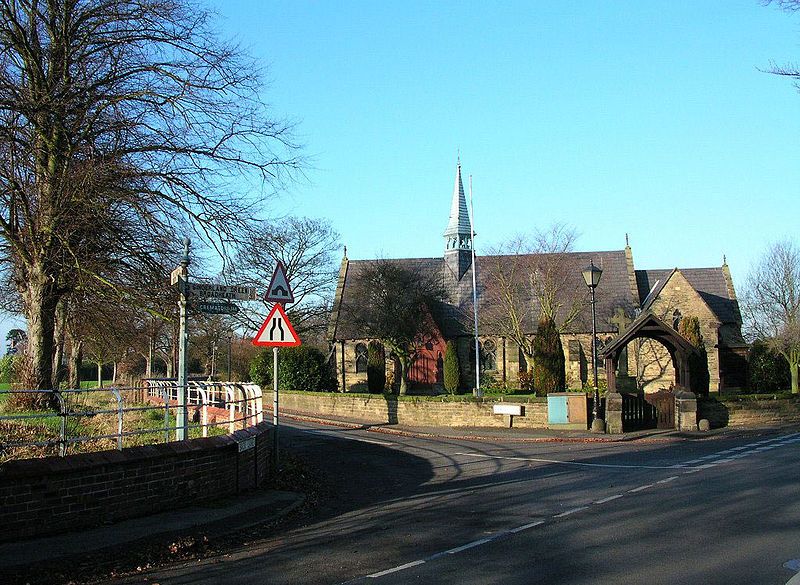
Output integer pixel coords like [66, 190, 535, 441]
[0, 422, 273, 542]
[700, 398, 800, 428]
[276, 391, 549, 428]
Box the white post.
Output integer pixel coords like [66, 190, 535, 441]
[469, 175, 481, 397]
[176, 238, 190, 441]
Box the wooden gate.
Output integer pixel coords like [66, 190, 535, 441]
[621, 390, 676, 431]
[645, 389, 675, 429]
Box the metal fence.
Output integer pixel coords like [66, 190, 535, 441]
[0, 381, 263, 460]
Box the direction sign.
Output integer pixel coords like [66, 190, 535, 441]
[264, 262, 294, 304]
[252, 303, 301, 347]
[193, 301, 240, 315]
[187, 283, 257, 301]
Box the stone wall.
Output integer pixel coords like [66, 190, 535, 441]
[0, 423, 273, 542]
[276, 391, 549, 428]
[699, 398, 800, 428]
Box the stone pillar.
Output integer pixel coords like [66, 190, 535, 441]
[675, 390, 698, 431]
[605, 392, 623, 434]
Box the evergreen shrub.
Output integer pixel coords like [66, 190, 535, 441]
[443, 340, 460, 394]
[367, 341, 386, 393]
[678, 316, 710, 395]
[748, 340, 790, 393]
[533, 316, 566, 396]
[249, 346, 337, 392]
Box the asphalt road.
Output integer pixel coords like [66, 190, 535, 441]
[114, 421, 800, 585]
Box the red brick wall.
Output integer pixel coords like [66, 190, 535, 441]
[0, 422, 273, 542]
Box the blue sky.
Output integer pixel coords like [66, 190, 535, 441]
[211, 0, 799, 284]
[3, 1, 799, 344]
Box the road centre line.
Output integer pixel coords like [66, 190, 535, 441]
[367, 560, 425, 578]
[656, 476, 679, 484]
[628, 484, 654, 493]
[509, 520, 546, 533]
[554, 506, 589, 518]
[454, 452, 682, 470]
[594, 494, 624, 504]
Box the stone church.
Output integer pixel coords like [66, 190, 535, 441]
[327, 162, 748, 394]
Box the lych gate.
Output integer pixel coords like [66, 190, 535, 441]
[600, 311, 700, 433]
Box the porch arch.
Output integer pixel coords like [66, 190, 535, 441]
[600, 311, 699, 392]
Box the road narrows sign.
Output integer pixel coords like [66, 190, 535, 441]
[264, 261, 294, 304]
[252, 303, 301, 347]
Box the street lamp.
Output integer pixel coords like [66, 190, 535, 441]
[582, 260, 605, 433]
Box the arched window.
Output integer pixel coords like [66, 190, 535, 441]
[673, 309, 682, 331]
[355, 343, 368, 373]
[480, 339, 497, 372]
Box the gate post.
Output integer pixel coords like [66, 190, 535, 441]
[675, 390, 698, 431]
[605, 392, 623, 434]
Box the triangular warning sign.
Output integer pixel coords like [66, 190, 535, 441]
[264, 261, 294, 304]
[252, 303, 301, 347]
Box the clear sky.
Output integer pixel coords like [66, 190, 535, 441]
[212, 0, 799, 284]
[2, 1, 799, 344]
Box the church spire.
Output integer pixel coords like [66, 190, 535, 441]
[444, 159, 473, 252]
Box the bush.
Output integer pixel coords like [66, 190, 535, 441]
[249, 346, 338, 392]
[367, 341, 386, 393]
[517, 370, 535, 392]
[748, 340, 790, 393]
[443, 340, 460, 394]
[0, 354, 16, 384]
[533, 316, 565, 396]
[678, 316, 709, 395]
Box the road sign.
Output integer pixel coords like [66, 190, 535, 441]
[170, 266, 184, 286]
[264, 261, 294, 304]
[187, 283, 257, 301]
[193, 301, 240, 315]
[252, 303, 301, 347]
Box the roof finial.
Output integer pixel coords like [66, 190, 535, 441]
[457, 148, 460, 167]
[723, 254, 727, 266]
[625, 233, 629, 247]
[343, 245, 347, 259]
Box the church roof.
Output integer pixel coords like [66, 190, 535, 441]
[331, 249, 639, 340]
[443, 162, 472, 239]
[635, 268, 740, 325]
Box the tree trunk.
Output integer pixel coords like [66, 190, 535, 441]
[112, 361, 118, 384]
[68, 338, 83, 389]
[97, 361, 103, 388]
[21, 272, 60, 390]
[398, 357, 410, 395]
[791, 360, 799, 394]
[52, 298, 67, 388]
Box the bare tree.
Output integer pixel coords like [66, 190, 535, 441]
[763, 1, 800, 90]
[233, 216, 340, 341]
[481, 224, 584, 363]
[742, 240, 800, 393]
[342, 260, 445, 395]
[0, 0, 301, 389]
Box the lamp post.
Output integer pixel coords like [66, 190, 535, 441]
[582, 260, 604, 433]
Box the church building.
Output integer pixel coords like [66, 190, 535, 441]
[327, 162, 748, 395]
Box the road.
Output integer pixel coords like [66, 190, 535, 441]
[115, 420, 800, 584]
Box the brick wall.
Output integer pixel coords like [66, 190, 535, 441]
[276, 391, 549, 428]
[0, 422, 273, 542]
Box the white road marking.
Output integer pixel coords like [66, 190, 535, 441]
[368, 560, 425, 578]
[454, 452, 680, 470]
[554, 507, 588, 518]
[509, 520, 545, 533]
[656, 476, 679, 484]
[445, 535, 501, 554]
[628, 484, 654, 493]
[594, 494, 624, 504]
[302, 430, 394, 446]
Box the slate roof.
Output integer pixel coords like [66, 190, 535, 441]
[635, 268, 740, 325]
[331, 250, 639, 340]
[443, 162, 472, 240]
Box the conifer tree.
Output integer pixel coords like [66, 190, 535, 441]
[678, 316, 709, 395]
[444, 340, 460, 394]
[367, 341, 386, 393]
[533, 316, 566, 395]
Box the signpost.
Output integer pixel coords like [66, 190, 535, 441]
[192, 301, 240, 315]
[187, 283, 257, 301]
[253, 265, 299, 471]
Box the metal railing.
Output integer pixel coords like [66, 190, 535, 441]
[0, 381, 263, 461]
